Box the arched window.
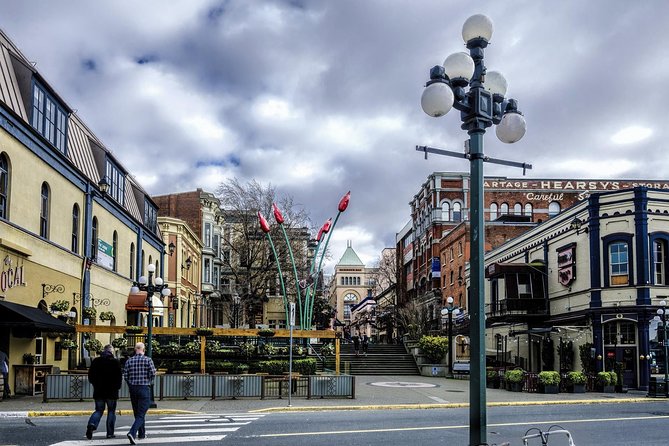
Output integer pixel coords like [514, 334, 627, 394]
[91, 217, 98, 259]
[442, 202, 450, 221]
[548, 201, 561, 217]
[71, 204, 79, 253]
[500, 202, 509, 215]
[40, 182, 50, 238]
[130, 243, 135, 279]
[489, 203, 498, 220]
[452, 202, 462, 222]
[0, 153, 9, 219]
[112, 231, 118, 272]
[524, 203, 533, 219]
[141, 250, 145, 276]
[513, 203, 522, 215]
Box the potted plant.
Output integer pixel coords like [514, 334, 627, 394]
[60, 339, 78, 350]
[538, 371, 561, 394]
[111, 337, 128, 349]
[82, 306, 97, 320]
[125, 325, 144, 334]
[321, 343, 335, 357]
[50, 300, 70, 313]
[83, 338, 103, 353]
[23, 353, 36, 364]
[565, 371, 587, 393]
[596, 371, 616, 392]
[504, 369, 525, 392]
[98, 311, 115, 322]
[486, 368, 501, 389]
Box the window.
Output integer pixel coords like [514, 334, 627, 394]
[204, 258, 211, 283]
[489, 203, 498, 220]
[654, 240, 666, 285]
[213, 235, 219, 257]
[500, 202, 509, 215]
[514, 203, 522, 215]
[31, 83, 68, 154]
[548, 201, 561, 217]
[223, 250, 230, 264]
[71, 204, 79, 253]
[130, 243, 135, 279]
[609, 241, 629, 286]
[144, 199, 157, 233]
[112, 231, 118, 272]
[0, 153, 8, 219]
[91, 217, 98, 260]
[442, 202, 450, 221]
[450, 270, 454, 285]
[40, 182, 50, 238]
[105, 162, 125, 205]
[524, 203, 533, 218]
[458, 242, 463, 256]
[450, 247, 454, 261]
[452, 202, 462, 222]
[205, 223, 212, 248]
[517, 273, 532, 298]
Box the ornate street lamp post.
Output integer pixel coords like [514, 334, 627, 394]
[419, 14, 528, 446]
[130, 263, 171, 358]
[441, 296, 460, 378]
[232, 292, 241, 328]
[655, 300, 669, 397]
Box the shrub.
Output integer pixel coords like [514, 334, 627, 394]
[98, 311, 115, 321]
[60, 339, 77, 350]
[181, 341, 201, 355]
[504, 369, 525, 383]
[486, 368, 499, 379]
[260, 344, 277, 356]
[50, 300, 70, 312]
[321, 343, 335, 356]
[417, 335, 449, 363]
[111, 337, 128, 349]
[538, 371, 561, 386]
[293, 358, 317, 375]
[84, 338, 103, 352]
[205, 340, 223, 353]
[239, 342, 256, 357]
[596, 371, 617, 386]
[161, 343, 181, 355]
[234, 363, 250, 374]
[565, 371, 587, 385]
[258, 360, 286, 375]
[82, 306, 97, 319]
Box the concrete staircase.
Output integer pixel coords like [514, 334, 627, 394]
[325, 343, 419, 375]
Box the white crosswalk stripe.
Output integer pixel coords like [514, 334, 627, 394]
[49, 413, 267, 445]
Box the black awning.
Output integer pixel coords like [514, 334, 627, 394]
[0, 300, 75, 332]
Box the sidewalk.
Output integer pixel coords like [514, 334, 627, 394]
[0, 375, 659, 417]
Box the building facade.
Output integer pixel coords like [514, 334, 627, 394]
[0, 29, 166, 385]
[482, 187, 669, 390]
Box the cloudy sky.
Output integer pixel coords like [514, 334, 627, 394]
[2, 1, 668, 273]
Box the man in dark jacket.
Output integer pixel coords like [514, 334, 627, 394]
[86, 344, 123, 439]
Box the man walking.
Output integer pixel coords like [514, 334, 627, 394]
[86, 344, 122, 439]
[123, 342, 156, 444]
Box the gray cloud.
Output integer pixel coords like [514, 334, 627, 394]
[3, 0, 669, 271]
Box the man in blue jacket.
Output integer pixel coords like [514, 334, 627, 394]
[86, 344, 122, 439]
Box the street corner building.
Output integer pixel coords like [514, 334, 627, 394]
[0, 28, 166, 392]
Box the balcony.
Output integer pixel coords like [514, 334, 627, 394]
[486, 298, 549, 323]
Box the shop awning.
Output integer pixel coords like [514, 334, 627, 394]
[0, 300, 75, 332]
[125, 291, 164, 317]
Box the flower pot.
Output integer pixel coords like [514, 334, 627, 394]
[568, 384, 586, 393]
[508, 381, 523, 392]
[540, 384, 559, 394]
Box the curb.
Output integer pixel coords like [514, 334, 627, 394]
[251, 397, 661, 413]
[0, 409, 197, 418]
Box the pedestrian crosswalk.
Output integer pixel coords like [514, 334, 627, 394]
[49, 413, 266, 445]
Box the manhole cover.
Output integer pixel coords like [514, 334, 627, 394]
[368, 381, 438, 388]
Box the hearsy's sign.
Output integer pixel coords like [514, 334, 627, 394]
[483, 179, 669, 201]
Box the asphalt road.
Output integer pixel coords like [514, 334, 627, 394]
[2, 402, 669, 445]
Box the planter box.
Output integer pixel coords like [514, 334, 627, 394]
[567, 384, 586, 393]
[507, 381, 523, 392]
[419, 364, 446, 377]
[539, 384, 559, 394]
[598, 385, 615, 393]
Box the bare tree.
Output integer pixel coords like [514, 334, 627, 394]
[396, 299, 432, 340]
[216, 178, 311, 327]
[370, 247, 397, 294]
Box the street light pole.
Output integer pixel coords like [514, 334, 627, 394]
[441, 296, 460, 378]
[131, 263, 170, 408]
[232, 293, 241, 328]
[656, 301, 669, 397]
[419, 14, 528, 446]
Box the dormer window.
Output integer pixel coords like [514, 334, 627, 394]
[31, 82, 68, 154]
[105, 161, 125, 205]
[144, 199, 157, 233]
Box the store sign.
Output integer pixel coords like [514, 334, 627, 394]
[1, 255, 27, 292]
[97, 239, 114, 270]
[557, 244, 576, 287]
[431, 257, 441, 278]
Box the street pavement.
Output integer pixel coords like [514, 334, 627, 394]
[0, 375, 659, 417]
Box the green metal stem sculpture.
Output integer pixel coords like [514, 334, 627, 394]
[258, 211, 289, 320]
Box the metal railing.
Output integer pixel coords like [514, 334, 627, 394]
[44, 373, 355, 401]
